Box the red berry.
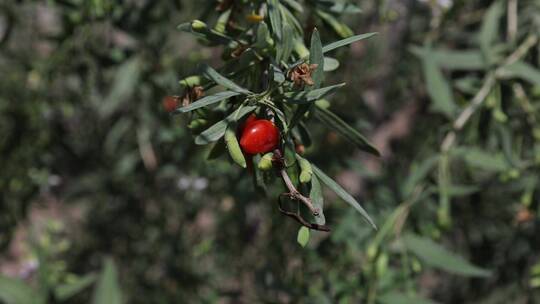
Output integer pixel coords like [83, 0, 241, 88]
[239, 114, 257, 134]
[162, 96, 178, 112]
[239, 119, 280, 154]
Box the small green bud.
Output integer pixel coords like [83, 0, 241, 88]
[188, 118, 208, 131]
[191, 20, 207, 32]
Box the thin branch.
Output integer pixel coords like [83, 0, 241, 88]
[441, 34, 538, 153]
[277, 195, 330, 232]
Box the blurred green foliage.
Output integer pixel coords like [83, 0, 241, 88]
[0, 0, 540, 303]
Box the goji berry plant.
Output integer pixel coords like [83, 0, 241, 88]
[171, 0, 380, 237]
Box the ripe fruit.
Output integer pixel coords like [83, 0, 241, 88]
[239, 118, 280, 154]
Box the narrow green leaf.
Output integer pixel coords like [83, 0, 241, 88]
[500, 60, 540, 86]
[174, 91, 241, 113]
[421, 50, 457, 118]
[456, 147, 509, 172]
[323, 57, 340, 71]
[479, 1, 503, 63]
[309, 28, 324, 88]
[100, 58, 141, 118]
[276, 24, 294, 63]
[410, 46, 486, 70]
[92, 258, 123, 304]
[403, 234, 491, 277]
[201, 64, 251, 94]
[55, 273, 97, 301]
[272, 63, 286, 83]
[312, 165, 376, 229]
[282, 0, 303, 13]
[322, 32, 377, 53]
[0, 276, 40, 304]
[255, 22, 272, 49]
[284, 83, 345, 104]
[195, 106, 257, 145]
[314, 106, 380, 156]
[267, 0, 282, 40]
[297, 226, 310, 247]
[401, 155, 440, 197]
[324, 2, 362, 14]
[316, 9, 353, 38]
[310, 174, 326, 225]
[379, 292, 439, 304]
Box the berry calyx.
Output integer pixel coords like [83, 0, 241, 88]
[239, 119, 280, 154]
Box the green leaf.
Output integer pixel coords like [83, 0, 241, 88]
[297, 226, 310, 247]
[55, 273, 97, 301]
[479, 1, 503, 63]
[323, 57, 340, 72]
[282, 0, 303, 12]
[267, 0, 282, 40]
[174, 91, 241, 113]
[310, 174, 326, 225]
[379, 292, 439, 304]
[410, 46, 486, 70]
[276, 24, 294, 63]
[312, 165, 376, 229]
[500, 61, 540, 86]
[324, 2, 362, 14]
[0, 275, 40, 304]
[421, 49, 457, 118]
[316, 9, 353, 38]
[314, 106, 380, 156]
[255, 22, 272, 49]
[401, 155, 440, 197]
[195, 106, 257, 145]
[456, 147, 509, 172]
[284, 83, 345, 104]
[200, 64, 251, 94]
[92, 259, 122, 304]
[100, 58, 141, 118]
[272, 63, 286, 82]
[403, 234, 491, 277]
[309, 28, 324, 88]
[322, 32, 377, 53]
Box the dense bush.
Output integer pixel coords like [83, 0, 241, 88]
[1, 1, 539, 303]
